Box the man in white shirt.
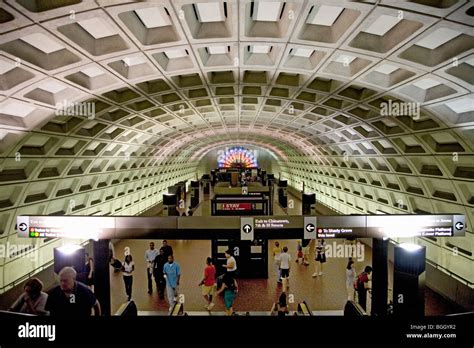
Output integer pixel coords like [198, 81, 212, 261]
[223, 249, 237, 280]
[145, 242, 159, 294]
[279, 246, 291, 284]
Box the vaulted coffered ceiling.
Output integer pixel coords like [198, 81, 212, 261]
[0, 0, 473, 290]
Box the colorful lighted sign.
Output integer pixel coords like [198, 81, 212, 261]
[217, 147, 258, 168]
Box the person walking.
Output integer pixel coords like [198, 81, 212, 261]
[279, 246, 291, 289]
[84, 253, 94, 292]
[153, 249, 167, 300]
[199, 257, 216, 311]
[222, 249, 237, 280]
[215, 273, 238, 316]
[160, 240, 173, 258]
[277, 292, 289, 316]
[163, 254, 181, 312]
[301, 239, 311, 266]
[272, 241, 282, 282]
[145, 242, 159, 294]
[312, 239, 326, 277]
[355, 266, 372, 311]
[346, 260, 356, 301]
[122, 254, 134, 301]
[295, 241, 303, 264]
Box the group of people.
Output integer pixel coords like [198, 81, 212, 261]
[9, 266, 101, 317]
[273, 239, 372, 312]
[8, 238, 372, 316]
[121, 240, 177, 310]
[346, 260, 372, 311]
[272, 239, 327, 284]
[121, 240, 240, 315]
[197, 251, 239, 316]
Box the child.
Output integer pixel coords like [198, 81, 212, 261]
[296, 241, 303, 264]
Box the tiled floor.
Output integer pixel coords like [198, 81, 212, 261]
[110, 238, 368, 314]
[109, 185, 461, 316]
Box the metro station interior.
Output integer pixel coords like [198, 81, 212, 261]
[0, 0, 473, 320]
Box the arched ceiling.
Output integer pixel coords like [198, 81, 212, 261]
[0, 0, 472, 203]
[0, 0, 473, 291]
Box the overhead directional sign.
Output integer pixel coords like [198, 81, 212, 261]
[317, 216, 365, 239]
[17, 216, 115, 239]
[17, 214, 466, 240]
[18, 222, 28, 232]
[240, 217, 254, 241]
[304, 216, 317, 239]
[366, 214, 466, 238]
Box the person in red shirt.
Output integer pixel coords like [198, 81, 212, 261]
[355, 266, 372, 311]
[199, 257, 216, 311]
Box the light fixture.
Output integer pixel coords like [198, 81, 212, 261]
[252, 1, 283, 22]
[398, 243, 423, 252]
[135, 7, 171, 28]
[208, 46, 228, 55]
[250, 45, 271, 54]
[307, 5, 344, 26]
[292, 48, 314, 58]
[416, 28, 462, 49]
[195, 2, 226, 23]
[57, 244, 83, 255]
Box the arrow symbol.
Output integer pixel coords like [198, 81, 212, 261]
[243, 224, 252, 233]
[455, 222, 464, 230]
[306, 223, 315, 232]
[18, 222, 27, 232]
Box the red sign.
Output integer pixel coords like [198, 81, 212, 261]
[221, 203, 253, 211]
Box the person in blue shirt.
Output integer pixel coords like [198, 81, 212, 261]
[163, 254, 181, 311]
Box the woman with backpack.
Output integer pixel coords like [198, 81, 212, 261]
[215, 273, 239, 316]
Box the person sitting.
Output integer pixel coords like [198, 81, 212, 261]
[9, 278, 48, 315]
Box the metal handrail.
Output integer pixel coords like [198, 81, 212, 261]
[0, 259, 54, 294]
[0, 239, 90, 293]
[425, 259, 473, 287]
[446, 311, 474, 317]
